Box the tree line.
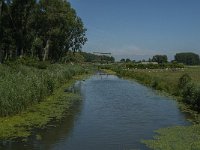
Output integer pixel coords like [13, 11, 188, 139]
[81, 52, 115, 63]
[120, 52, 200, 65]
[0, 0, 87, 63]
[175, 52, 200, 65]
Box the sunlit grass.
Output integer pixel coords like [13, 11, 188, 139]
[142, 125, 200, 150]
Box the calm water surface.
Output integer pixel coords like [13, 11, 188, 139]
[1, 74, 190, 150]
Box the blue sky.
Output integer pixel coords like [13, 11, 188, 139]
[69, 0, 200, 60]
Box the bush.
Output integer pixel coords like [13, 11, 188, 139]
[181, 82, 200, 110]
[0, 64, 85, 116]
[178, 73, 192, 89]
[37, 62, 48, 69]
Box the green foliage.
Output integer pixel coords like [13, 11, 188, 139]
[0, 0, 87, 62]
[80, 52, 115, 63]
[37, 62, 48, 69]
[0, 78, 83, 140]
[61, 51, 85, 63]
[0, 64, 85, 116]
[125, 58, 131, 63]
[31, 37, 43, 60]
[112, 65, 200, 150]
[113, 65, 200, 111]
[178, 73, 192, 89]
[142, 125, 200, 150]
[120, 58, 125, 62]
[182, 83, 200, 110]
[152, 55, 168, 64]
[175, 52, 200, 65]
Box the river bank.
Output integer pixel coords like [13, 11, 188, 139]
[0, 63, 92, 140]
[108, 66, 200, 150]
[1, 74, 190, 150]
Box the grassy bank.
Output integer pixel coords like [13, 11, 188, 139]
[0, 74, 87, 140]
[0, 63, 92, 140]
[112, 65, 200, 150]
[142, 125, 200, 150]
[114, 66, 200, 108]
[0, 63, 86, 116]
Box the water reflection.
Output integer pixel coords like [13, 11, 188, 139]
[0, 74, 191, 150]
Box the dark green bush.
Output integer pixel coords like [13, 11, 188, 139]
[37, 62, 48, 69]
[178, 73, 192, 89]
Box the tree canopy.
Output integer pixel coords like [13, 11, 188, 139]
[0, 0, 87, 63]
[81, 52, 115, 63]
[175, 52, 200, 65]
[152, 55, 168, 64]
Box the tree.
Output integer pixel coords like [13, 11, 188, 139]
[0, 0, 15, 63]
[120, 58, 125, 62]
[0, 1, 2, 16]
[152, 55, 168, 64]
[126, 58, 131, 63]
[80, 52, 114, 63]
[0, 0, 87, 62]
[0, 0, 36, 62]
[10, 0, 36, 57]
[32, 0, 87, 61]
[175, 52, 200, 65]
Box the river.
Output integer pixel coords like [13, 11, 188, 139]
[1, 74, 190, 150]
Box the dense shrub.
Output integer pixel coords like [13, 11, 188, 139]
[178, 73, 192, 89]
[0, 64, 85, 116]
[182, 83, 200, 110]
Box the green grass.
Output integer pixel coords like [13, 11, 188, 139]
[0, 75, 86, 140]
[115, 66, 200, 96]
[0, 64, 86, 116]
[100, 69, 117, 75]
[142, 125, 200, 150]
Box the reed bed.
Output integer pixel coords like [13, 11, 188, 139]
[0, 64, 85, 116]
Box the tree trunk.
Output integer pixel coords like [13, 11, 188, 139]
[20, 48, 24, 58]
[0, 1, 3, 63]
[43, 39, 50, 61]
[0, 1, 2, 17]
[0, 50, 3, 64]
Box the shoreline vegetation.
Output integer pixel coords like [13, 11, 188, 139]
[0, 62, 92, 140]
[103, 64, 200, 150]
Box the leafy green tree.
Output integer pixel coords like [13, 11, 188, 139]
[0, 0, 15, 63]
[126, 58, 131, 63]
[0, 1, 2, 16]
[0, 0, 87, 63]
[175, 52, 200, 65]
[32, 0, 87, 61]
[10, 0, 36, 56]
[120, 58, 125, 62]
[152, 55, 168, 64]
[178, 74, 192, 89]
[80, 52, 114, 63]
